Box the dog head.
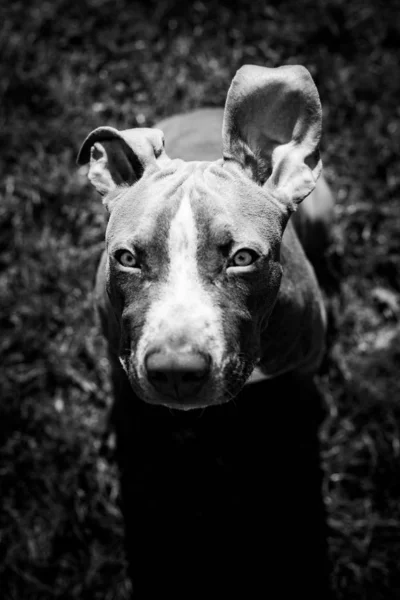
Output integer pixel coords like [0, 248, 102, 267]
[78, 65, 322, 409]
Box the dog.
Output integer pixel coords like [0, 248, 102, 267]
[78, 64, 333, 411]
[78, 64, 334, 598]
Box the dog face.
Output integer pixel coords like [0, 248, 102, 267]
[78, 65, 322, 409]
[104, 159, 284, 408]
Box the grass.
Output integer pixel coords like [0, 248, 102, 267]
[1, 0, 400, 597]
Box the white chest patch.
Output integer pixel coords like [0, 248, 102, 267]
[135, 192, 225, 375]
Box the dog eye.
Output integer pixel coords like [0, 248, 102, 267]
[116, 250, 138, 268]
[231, 249, 258, 267]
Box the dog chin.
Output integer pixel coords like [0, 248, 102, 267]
[123, 373, 232, 410]
[132, 385, 232, 411]
[146, 399, 222, 411]
[129, 378, 249, 411]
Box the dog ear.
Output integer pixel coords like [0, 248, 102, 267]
[222, 65, 322, 209]
[77, 126, 165, 205]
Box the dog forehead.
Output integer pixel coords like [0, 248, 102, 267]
[106, 159, 283, 248]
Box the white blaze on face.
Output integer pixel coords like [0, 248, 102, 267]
[136, 192, 225, 375]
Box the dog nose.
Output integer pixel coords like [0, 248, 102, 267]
[145, 349, 211, 399]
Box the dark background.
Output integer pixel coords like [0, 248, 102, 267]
[1, 0, 400, 598]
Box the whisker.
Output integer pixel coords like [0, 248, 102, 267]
[196, 407, 207, 418]
[221, 385, 237, 401]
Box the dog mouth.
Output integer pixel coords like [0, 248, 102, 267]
[140, 391, 235, 411]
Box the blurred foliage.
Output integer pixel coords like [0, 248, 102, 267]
[1, 0, 400, 597]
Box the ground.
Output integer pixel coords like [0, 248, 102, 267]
[1, 0, 400, 598]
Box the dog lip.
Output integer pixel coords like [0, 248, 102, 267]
[154, 401, 212, 411]
[139, 390, 234, 411]
[142, 394, 213, 411]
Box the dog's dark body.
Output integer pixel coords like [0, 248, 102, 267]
[113, 369, 331, 599]
[78, 65, 334, 598]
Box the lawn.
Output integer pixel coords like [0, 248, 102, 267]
[1, 0, 400, 598]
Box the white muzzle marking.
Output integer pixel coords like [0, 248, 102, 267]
[135, 190, 225, 380]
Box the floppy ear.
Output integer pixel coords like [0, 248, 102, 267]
[222, 65, 322, 210]
[77, 126, 166, 207]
